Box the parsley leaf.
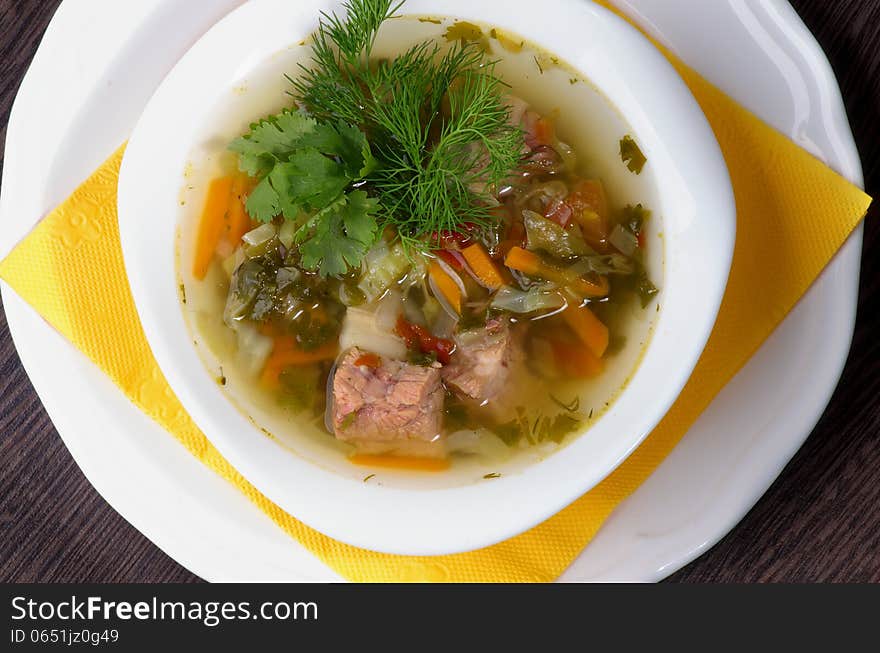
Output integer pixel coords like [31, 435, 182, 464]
[619, 135, 647, 174]
[297, 191, 380, 277]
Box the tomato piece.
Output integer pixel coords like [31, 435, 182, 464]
[432, 229, 475, 250]
[395, 317, 456, 365]
[565, 180, 610, 251]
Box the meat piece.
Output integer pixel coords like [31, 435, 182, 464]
[332, 348, 445, 458]
[442, 319, 516, 403]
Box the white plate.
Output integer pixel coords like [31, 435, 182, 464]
[0, 0, 863, 581]
[118, 0, 734, 556]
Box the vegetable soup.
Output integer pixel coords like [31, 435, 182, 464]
[179, 0, 662, 479]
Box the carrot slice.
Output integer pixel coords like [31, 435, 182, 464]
[551, 340, 604, 379]
[561, 303, 609, 358]
[260, 337, 338, 389]
[504, 246, 543, 275]
[349, 454, 451, 473]
[223, 175, 254, 249]
[428, 260, 463, 314]
[354, 352, 382, 368]
[192, 176, 234, 280]
[504, 247, 610, 298]
[462, 243, 504, 290]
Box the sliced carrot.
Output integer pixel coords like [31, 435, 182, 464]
[497, 239, 523, 260]
[428, 260, 463, 314]
[354, 352, 382, 368]
[260, 337, 338, 389]
[551, 340, 604, 379]
[223, 175, 254, 249]
[192, 176, 234, 280]
[349, 454, 451, 473]
[504, 247, 610, 298]
[504, 246, 543, 276]
[462, 243, 504, 290]
[561, 303, 609, 358]
[534, 117, 556, 146]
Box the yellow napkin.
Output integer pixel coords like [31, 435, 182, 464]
[0, 4, 871, 582]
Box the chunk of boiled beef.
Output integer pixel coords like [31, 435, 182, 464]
[442, 319, 517, 403]
[332, 348, 445, 458]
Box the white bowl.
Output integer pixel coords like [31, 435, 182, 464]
[118, 0, 735, 555]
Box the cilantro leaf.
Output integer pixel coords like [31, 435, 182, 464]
[299, 120, 378, 179]
[297, 191, 380, 277]
[619, 135, 647, 174]
[229, 108, 383, 274]
[229, 109, 317, 177]
[268, 150, 352, 217]
[245, 177, 282, 223]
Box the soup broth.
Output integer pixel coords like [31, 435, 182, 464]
[179, 14, 663, 486]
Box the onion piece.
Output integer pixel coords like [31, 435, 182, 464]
[608, 224, 639, 257]
[446, 429, 512, 460]
[490, 285, 566, 315]
[235, 323, 274, 377]
[278, 220, 297, 249]
[242, 223, 277, 247]
[339, 307, 407, 360]
[375, 290, 403, 332]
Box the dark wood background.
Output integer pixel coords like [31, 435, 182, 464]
[1, 0, 878, 584]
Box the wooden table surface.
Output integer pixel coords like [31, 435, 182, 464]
[1, 0, 878, 583]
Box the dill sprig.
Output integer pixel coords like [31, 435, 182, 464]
[291, 0, 523, 250]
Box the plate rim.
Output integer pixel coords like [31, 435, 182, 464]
[0, 0, 865, 581]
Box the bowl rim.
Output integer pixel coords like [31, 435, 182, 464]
[118, 0, 735, 556]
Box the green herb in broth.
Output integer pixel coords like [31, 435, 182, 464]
[187, 0, 662, 470]
[619, 135, 647, 174]
[289, 0, 524, 261]
[444, 21, 493, 54]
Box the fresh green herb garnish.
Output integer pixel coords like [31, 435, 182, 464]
[483, 473, 502, 479]
[297, 191, 381, 277]
[620, 135, 647, 174]
[291, 0, 523, 251]
[233, 0, 524, 276]
[229, 110, 380, 276]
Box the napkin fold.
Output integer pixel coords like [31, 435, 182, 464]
[0, 4, 871, 582]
